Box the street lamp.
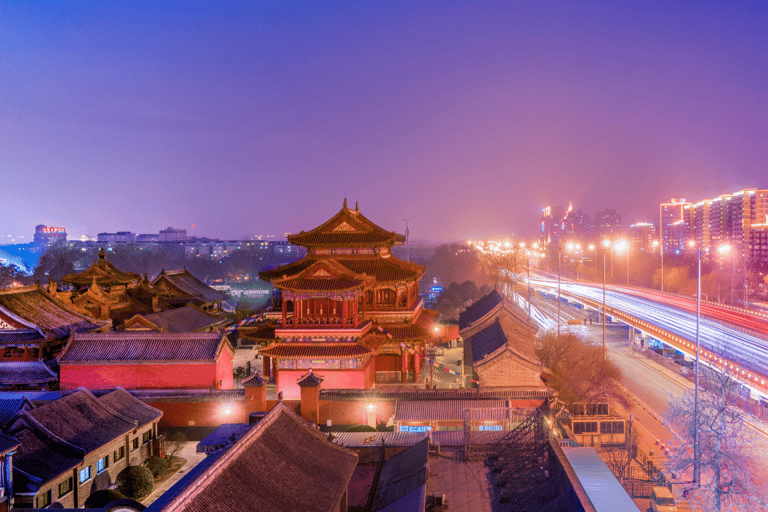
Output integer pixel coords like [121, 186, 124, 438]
[688, 240, 702, 484]
[717, 244, 732, 303]
[613, 239, 629, 285]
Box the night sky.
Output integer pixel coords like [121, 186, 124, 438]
[2, 1, 767, 243]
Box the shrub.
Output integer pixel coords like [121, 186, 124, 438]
[345, 425, 377, 432]
[84, 489, 126, 508]
[145, 456, 170, 478]
[115, 465, 154, 500]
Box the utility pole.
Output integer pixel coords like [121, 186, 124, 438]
[403, 219, 411, 262]
[694, 245, 701, 484]
[557, 249, 561, 337]
[660, 203, 664, 292]
[602, 252, 607, 361]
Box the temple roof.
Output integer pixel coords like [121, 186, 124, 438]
[130, 305, 227, 332]
[59, 332, 231, 364]
[259, 342, 373, 359]
[260, 256, 424, 293]
[152, 269, 228, 303]
[394, 399, 510, 421]
[97, 387, 163, 428]
[0, 361, 57, 386]
[242, 371, 265, 388]
[371, 438, 428, 512]
[287, 200, 406, 248]
[144, 402, 358, 512]
[0, 285, 106, 339]
[62, 247, 140, 286]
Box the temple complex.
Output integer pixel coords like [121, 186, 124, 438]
[258, 200, 433, 399]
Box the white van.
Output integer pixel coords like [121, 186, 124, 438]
[650, 486, 677, 512]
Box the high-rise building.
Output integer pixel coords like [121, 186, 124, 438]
[540, 205, 567, 245]
[660, 199, 692, 254]
[628, 222, 657, 252]
[594, 209, 621, 238]
[96, 231, 135, 244]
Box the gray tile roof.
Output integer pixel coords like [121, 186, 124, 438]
[153, 269, 228, 303]
[141, 305, 226, 332]
[0, 329, 43, 345]
[372, 438, 428, 512]
[0, 362, 57, 386]
[59, 332, 227, 363]
[394, 399, 509, 422]
[469, 319, 507, 364]
[97, 387, 162, 428]
[459, 289, 503, 330]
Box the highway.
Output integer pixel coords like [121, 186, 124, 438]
[528, 278, 768, 400]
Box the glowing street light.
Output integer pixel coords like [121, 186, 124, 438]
[688, 239, 702, 484]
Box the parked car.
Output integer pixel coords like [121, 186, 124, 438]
[650, 486, 677, 512]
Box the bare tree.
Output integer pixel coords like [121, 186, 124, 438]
[665, 367, 768, 511]
[164, 431, 189, 460]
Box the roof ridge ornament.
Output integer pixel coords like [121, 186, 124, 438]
[98, 247, 106, 259]
[343, 198, 348, 209]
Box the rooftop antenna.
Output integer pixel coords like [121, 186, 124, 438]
[402, 219, 411, 262]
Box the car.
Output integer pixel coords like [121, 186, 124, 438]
[650, 486, 677, 512]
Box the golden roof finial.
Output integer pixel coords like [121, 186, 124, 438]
[343, 198, 348, 209]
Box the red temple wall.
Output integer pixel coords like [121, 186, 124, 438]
[276, 360, 374, 400]
[216, 350, 235, 388]
[60, 360, 231, 390]
[151, 399, 300, 428]
[375, 354, 399, 372]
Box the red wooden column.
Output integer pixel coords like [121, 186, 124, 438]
[281, 300, 287, 327]
[401, 349, 409, 382]
[342, 299, 348, 326]
[371, 288, 377, 310]
[413, 345, 421, 379]
[263, 356, 271, 380]
[353, 297, 359, 327]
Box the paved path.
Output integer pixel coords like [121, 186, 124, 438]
[141, 442, 207, 507]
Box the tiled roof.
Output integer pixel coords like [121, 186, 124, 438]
[394, 399, 509, 421]
[196, 423, 250, 453]
[459, 289, 503, 330]
[12, 427, 83, 490]
[469, 319, 507, 364]
[59, 332, 227, 363]
[141, 305, 225, 332]
[371, 438, 428, 512]
[62, 248, 140, 286]
[297, 369, 324, 387]
[18, 389, 139, 453]
[275, 276, 364, 292]
[98, 387, 163, 428]
[0, 396, 34, 428]
[259, 343, 373, 359]
[0, 329, 43, 344]
[320, 387, 554, 400]
[379, 324, 430, 341]
[0, 432, 19, 454]
[332, 430, 511, 448]
[242, 371, 265, 387]
[0, 286, 104, 339]
[337, 257, 421, 282]
[287, 202, 405, 248]
[0, 362, 57, 386]
[153, 269, 228, 303]
[259, 259, 316, 281]
[144, 402, 358, 512]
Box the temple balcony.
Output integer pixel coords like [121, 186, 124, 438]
[275, 319, 373, 338]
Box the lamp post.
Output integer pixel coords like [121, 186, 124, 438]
[601, 240, 611, 361]
[688, 240, 701, 484]
[660, 203, 664, 292]
[557, 247, 561, 337]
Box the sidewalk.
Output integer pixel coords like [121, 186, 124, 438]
[142, 441, 207, 506]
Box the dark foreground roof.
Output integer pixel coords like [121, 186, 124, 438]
[145, 402, 358, 512]
[459, 289, 503, 330]
[141, 306, 226, 332]
[153, 269, 228, 303]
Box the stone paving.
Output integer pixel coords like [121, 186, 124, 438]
[141, 441, 207, 507]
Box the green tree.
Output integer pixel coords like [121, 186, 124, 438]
[115, 465, 154, 500]
[84, 489, 126, 508]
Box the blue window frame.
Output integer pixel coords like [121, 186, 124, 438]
[78, 466, 91, 483]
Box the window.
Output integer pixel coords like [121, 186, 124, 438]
[600, 421, 625, 434]
[114, 446, 125, 461]
[58, 477, 73, 497]
[36, 490, 51, 508]
[478, 424, 503, 431]
[142, 430, 152, 444]
[586, 403, 609, 416]
[573, 422, 598, 435]
[132, 438, 139, 451]
[79, 466, 92, 484]
[97, 455, 109, 473]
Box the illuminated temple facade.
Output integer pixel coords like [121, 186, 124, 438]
[259, 200, 433, 399]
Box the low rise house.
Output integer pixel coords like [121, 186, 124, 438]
[5, 388, 161, 509]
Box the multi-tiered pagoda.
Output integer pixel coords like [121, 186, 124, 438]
[259, 200, 433, 398]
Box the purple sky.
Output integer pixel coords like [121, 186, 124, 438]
[2, 1, 767, 243]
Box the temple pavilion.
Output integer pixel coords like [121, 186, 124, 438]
[258, 200, 433, 399]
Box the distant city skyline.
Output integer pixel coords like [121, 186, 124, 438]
[2, 2, 768, 241]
